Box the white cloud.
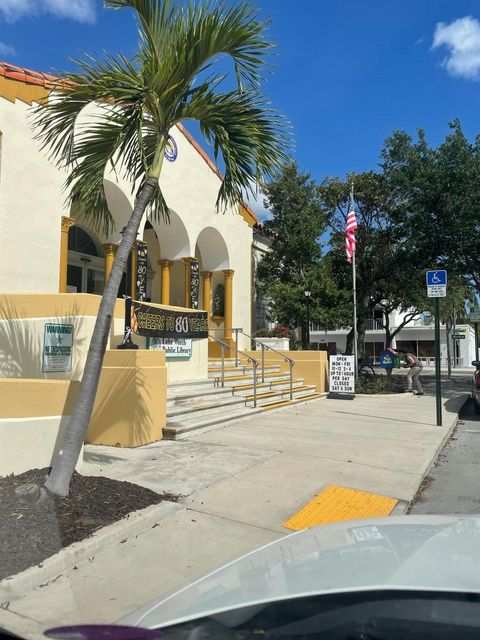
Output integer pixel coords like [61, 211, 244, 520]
[0, 0, 96, 23]
[0, 41, 16, 56]
[244, 182, 273, 222]
[432, 15, 480, 80]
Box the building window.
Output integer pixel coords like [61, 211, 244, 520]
[68, 226, 101, 256]
[67, 226, 105, 294]
[418, 340, 435, 357]
[397, 340, 417, 355]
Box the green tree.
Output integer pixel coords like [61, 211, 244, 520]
[257, 162, 349, 346]
[382, 120, 480, 291]
[35, 0, 290, 496]
[321, 171, 441, 355]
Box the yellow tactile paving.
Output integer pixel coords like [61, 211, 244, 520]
[283, 485, 398, 530]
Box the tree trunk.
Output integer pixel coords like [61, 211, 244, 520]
[345, 328, 353, 355]
[357, 320, 366, 358]
[44, 177, 159, 497]
[383, 312, 393, 348]
[446, 326, 452, 378]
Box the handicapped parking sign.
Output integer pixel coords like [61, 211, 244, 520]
[426, 270, 447, 297]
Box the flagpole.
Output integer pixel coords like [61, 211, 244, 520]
[352, 246, 358, 377]
[351, 182, 358, 377]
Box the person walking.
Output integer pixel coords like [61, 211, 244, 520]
[398, 349, 424, 395]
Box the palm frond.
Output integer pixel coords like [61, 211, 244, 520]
[33, 0, 289, 235]
[181, 86, 292, 209]
[108, 0, 271, 92]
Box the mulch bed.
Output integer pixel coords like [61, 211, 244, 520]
[0, 468, 177, 582]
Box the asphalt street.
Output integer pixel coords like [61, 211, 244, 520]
[410, 396, 480, 515]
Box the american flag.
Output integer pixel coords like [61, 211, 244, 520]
[345, 205, 358, 263]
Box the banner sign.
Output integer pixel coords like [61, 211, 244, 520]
[329, 355, 355, 396]
[148, 337, 192, 358]
[135, 242, 148, 301]
[190, 259, 200, 310]
[130, 300, 208, 339]
[43, 323, 74, 373]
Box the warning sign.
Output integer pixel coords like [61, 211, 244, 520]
[43, 323, 74, 373]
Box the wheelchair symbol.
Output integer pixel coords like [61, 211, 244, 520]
[432, 272, 441, 284]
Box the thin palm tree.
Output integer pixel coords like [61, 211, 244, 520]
[34, 0, 290, 496]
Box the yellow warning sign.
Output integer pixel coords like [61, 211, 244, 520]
[283, 485, 398, 530]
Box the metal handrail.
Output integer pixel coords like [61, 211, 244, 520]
[234, 328, 295, 401]
[208, 333, 259, 408]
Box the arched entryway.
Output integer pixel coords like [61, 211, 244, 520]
[194, 227, 233, 344]
[143, 209, 192, 306]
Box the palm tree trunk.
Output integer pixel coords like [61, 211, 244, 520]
[45, 177, 158, 497]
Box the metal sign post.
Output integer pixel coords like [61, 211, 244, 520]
[434, 297, 442, 426]
[426, 270, 447, 427]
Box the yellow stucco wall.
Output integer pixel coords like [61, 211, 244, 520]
[245, 350, 328, 393]
[0, 294, 125, 380]
[87, 349, 167, 447]
[165, 337, 208, 381]
[0, 89, 253, 345]
[0, 378, 82, 476]
[0, 293, 209, 381]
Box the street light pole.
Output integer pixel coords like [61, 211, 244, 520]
[304, 290, 311, 350]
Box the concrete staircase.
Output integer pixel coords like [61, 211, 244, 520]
[163, 357, 323, 440]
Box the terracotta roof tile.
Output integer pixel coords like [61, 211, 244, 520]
[0, 60, 58, 88]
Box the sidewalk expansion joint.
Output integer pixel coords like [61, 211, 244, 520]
[183, 506, 285, 536]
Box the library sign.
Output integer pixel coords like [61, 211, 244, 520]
[42, 323, 74, 373]
[148, 337, 192, 359]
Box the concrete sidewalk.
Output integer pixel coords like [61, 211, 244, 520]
[2, 378, 468, 633]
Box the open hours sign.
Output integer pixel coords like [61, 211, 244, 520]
[329, 355, 355, 396]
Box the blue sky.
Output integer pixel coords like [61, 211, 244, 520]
[2, 0, 480, 218]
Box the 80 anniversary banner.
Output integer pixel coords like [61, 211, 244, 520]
[130, 300, 208, 339]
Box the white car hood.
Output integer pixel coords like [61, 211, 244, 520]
[120, 515, 480, 629]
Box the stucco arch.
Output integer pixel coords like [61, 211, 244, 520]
[150, 208, 192, 260]
[194, 226, 230, 271]
[103, 179, 136, 243]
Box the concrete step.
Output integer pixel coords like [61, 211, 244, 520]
[163, 392, 325, 440]
[245, 385, 317, 407]
[165, 405, 254, 437]
[168, 378, 218, 389]
[260, 392, 324, 411]
[208, 358, 250, 366]
[232, 378, 305, 396]
[208, 365, 280, 378]
[167, 384, 317, 418]
[167, 394, 245, 418]
[168, 383, 229, 402]
[213, 372, 291, 386]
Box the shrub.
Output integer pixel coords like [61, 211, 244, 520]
[356, 375, 393, 394]
[256, 324, 292, 339]
[213, 284, 225, 316]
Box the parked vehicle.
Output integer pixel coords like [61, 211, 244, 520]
[99, 515, 480, 639]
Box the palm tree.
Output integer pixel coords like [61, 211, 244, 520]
[34, 0, 290, 496]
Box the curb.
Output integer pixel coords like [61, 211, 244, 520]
[0, 501, 184, 600]
[406, 394, 469, 513]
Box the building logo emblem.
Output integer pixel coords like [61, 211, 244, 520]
[165, 135, 178, 162]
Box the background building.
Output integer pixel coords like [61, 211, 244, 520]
[310, 308, 476, 366]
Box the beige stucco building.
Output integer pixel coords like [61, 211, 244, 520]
[0, 61, 327, 476]
[0, 61, 257, 346]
